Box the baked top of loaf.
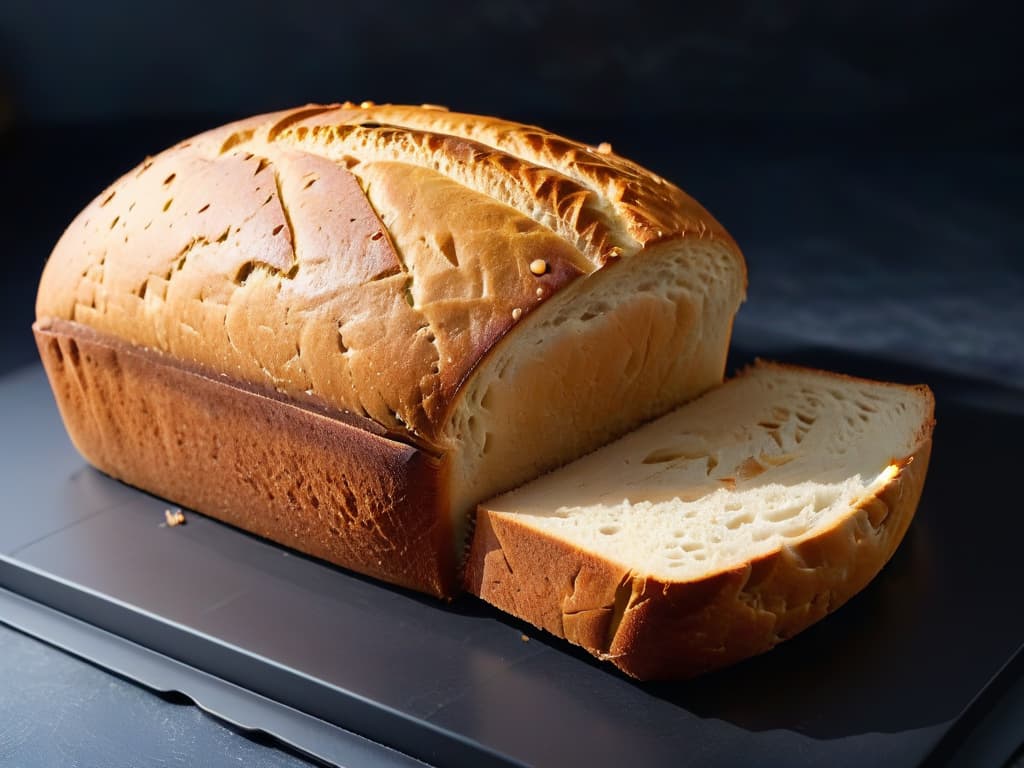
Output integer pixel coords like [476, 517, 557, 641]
[467, 363, 934, 678]
[36, 103, 743, 451]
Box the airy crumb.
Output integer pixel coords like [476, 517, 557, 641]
[521, 634, 530, 642]
[164, 508, 186, 527]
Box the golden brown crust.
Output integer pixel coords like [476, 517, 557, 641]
[35, 103, 743, 447]
[464, 383, 934, 680]
[273, 103, 740, 252]
[34, 320, 456, 597]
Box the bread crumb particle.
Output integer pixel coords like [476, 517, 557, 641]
[596, 142, 612, 154]
[164, 508, 186, 527]
[512, 307, 522, 321]
[521, 634, 530, 642]
[360, 100, 375, 108]
[529, 259, 548, 275]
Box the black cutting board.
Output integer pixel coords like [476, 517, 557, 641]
[1, 358, 1021, 768]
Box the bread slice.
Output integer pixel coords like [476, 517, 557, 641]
[34, 103, 745, 596]
[465, 363, 935, 679]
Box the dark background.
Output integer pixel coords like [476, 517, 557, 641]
[1, 0, 1022, 380]
[1, 2, 1022, 766]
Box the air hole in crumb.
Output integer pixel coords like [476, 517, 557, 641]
[370, 231, 384, 241]
[725, 512, 755, 530]
[813, 490, 839, 513]
[109, 216, 119, 230]
[272, 224, 285, 236]
[235, 262, 256, 285]
[163, 173, 176, 185]
[599, 525, 620, 535]
[672, 530, 685, 538]
[796, 412, 815, 426]
[666, 551, 684, 560]
[681, 542, 702, 552]
[482, 432, 494, 455]
[163, 199, 173, 212]
[480, 387, 495, 411]
[643, 447, 707, 465]
[764, 503, 804, 522]
[198, 203, 210, 213]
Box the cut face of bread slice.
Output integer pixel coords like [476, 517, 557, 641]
[465, 363, 935, 680]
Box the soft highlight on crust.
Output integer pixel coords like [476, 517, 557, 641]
[465, 364, 935, 679]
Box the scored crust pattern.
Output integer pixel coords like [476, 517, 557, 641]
[36, 103, 740, 449]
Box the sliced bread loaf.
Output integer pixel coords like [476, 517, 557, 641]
[465, 362, 934, 679]
[34, 103, 745, 596]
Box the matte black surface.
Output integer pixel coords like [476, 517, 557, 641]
[0, 588, 425, 768]
[0, 621, 313, 768]
[0, 358, 1021, 767]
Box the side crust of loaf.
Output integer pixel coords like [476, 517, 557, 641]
[464, 435, 932, 680]
[35, 320, 455, 597]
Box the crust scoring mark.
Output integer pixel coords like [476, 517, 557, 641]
[271, 121, 618, 267]
[271, 168, 300, 279]
[266, 105, 342, 141]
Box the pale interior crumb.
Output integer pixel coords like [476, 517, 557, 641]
[484, 365, 929, 581]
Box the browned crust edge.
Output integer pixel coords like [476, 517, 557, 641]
[464, 369, 935, 680]
[34, 320, 456, 598]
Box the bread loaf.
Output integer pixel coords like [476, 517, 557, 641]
[465, 363, 934, 679]
[35, 103, 746, 597]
